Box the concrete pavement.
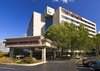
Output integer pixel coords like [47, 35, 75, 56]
[0, 60, 92, 71]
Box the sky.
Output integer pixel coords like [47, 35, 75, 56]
[0, 0, 100, 41]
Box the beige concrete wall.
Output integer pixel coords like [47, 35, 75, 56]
[27, 12, 45, 36]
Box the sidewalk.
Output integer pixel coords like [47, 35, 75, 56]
[0, 61, 47, 66]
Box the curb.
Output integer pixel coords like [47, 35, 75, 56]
[0, 61, 47, 66]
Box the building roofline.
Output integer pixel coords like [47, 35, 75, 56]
[5, 36, 44, 40]
[59, 6, 96, 25]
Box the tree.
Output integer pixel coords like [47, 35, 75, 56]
[94, 34, 100, 56]
[45, 23, 69, 49]
[77, 25, 89, 50]
[64, 23, 78, 50]
[45, 22, 94, 54]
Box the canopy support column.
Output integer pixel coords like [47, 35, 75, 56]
[42, 48, 46, 63]
[10, 48, 14, 58]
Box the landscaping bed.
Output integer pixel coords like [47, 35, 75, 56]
[0, 56, 41, 64]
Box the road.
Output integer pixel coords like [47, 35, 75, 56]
[0, 60, 92, 71]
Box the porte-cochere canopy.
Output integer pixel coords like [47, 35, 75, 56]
[4, 36, 56, 48]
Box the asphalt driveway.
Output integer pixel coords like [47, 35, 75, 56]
[0, 60, 92, 71]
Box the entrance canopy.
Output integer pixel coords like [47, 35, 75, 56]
[4, 36, 56, 48]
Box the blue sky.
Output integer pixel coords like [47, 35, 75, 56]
[0, 0, 100, 40]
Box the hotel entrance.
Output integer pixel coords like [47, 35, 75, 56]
[4, 36, 56, 62]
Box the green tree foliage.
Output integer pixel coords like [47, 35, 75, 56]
[95, 34, 100, 48]
[76, 24, 89, 50]
[45, 22, 94, 51]
[45, 23, 68, 48]
[94, 34, 100, 56]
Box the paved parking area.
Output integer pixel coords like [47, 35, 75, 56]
[0, 60, 92, 71]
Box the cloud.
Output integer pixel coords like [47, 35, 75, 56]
[53, 0, 74, 3]
[62, 0, 68, 3]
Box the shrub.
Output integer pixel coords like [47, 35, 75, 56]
[0, 52, 8, 58]
[22, 57, 34, 64]
[15, 60, 22, 64]
[0, 57, 14, 63]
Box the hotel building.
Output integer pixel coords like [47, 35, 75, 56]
[53, 7, 96, 37]
[27, 6, 96, 37]
[4, 6, 97, 61]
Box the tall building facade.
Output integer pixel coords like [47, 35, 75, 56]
[27, 6, 96, 37]
[53, 7, 96, 37]
[27, 12, 45, 36]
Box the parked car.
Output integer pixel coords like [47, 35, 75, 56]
[82, 56, 96, 67]
[90, 60, 100, 71]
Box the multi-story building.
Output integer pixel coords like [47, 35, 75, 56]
[4, 6, 97, 61]
[27, 6, 96, 37]
[53, 7, 96, 37]
[27, 12, 45, 36]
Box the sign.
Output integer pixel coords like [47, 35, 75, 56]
[46, 6, 55, 16]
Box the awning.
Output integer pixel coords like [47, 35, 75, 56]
[4, 36, 56, 48]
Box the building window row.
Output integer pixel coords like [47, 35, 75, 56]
[61, 8, 95, 27]
[88, 33, 95, 36]
[62, 15, 79, 24]
[83, 24, 96, 30]
[86, 29, 96, 33]
[62, 15, 96, 31]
